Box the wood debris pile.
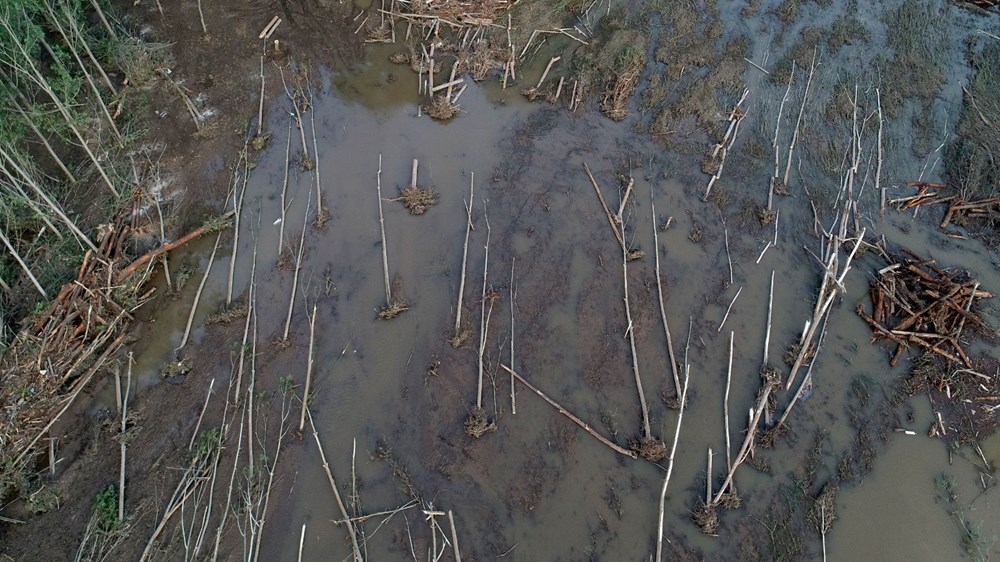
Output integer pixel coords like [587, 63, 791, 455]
[958, 0, 999, 10]
[889, 181, 999, 228]
[1, 209, 139, 486]
[391, 0, 511, 26]
[1, 198, 230, 490]
[856, 250, 993, 368]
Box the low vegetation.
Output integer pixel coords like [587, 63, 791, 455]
[946, 38, 1000, 202]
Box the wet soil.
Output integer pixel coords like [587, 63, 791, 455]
[3, 0, 1000, 561]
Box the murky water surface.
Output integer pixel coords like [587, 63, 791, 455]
[132, 4, 1000, 561]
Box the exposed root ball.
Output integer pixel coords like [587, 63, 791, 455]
[718, 490, 742, 510]
[662, 393, 682, 410]
[464, 407, 496, 438]
[314, 206, 329, 228]
[626, 249, 645, 261]
[378, 300, 409, 320]
[748, 453, 771, 473]
[771, 176, 789, 196]
[425, 94, 459, 121]
[784, 343, 815, 367]
[693, 502, 720, 535]
[634, 436, 667, 462]
[758, 424, 788, 449]
[394, 186, 438, 215]
[521, 87, 543, 101]
[760, 365, 783, 388]
[206, 304, 249, 325]
[758, 206, 777, 225]
[161, 359, 191, 379]
[251, 133, 270, 151]
[449, 328, 472, 349]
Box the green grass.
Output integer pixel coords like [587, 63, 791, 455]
[0, 0, 166, 344]
[93, 484, 119, 531]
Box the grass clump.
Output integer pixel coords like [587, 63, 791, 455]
[600, 43, 645, 120]
[945, 39, 1000, 202]
[93, 484, 120, 532]
[880, 1, 949, 116]
[570, 9, 648, 121]
[936, 474, 993, 561]
[773, 0, 802, 23]
[770, 27, 824, 86]
[827, 15, 870, 52]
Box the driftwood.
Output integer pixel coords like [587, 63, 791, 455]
[117, 209, 236, 283]
[651, 194, 681, 398]
[3, 196, 161, 480]
[888, 181, 999, 228]
[620, 206, 662, 460]
[583, 162, 626, 251]
[857, 251, 991, 368]
[307, 409, 364, 562]
[500, 365, 637, 459]
[703, 88, 749, 200]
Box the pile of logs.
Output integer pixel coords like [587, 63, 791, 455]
[940, 197, 1000, 228]
[959, 0, 999, 10]
[0, 198, 146, 479]
[888, 181, 948, 211]
[856, 250, 993, 368]
[387, 0, 510, 27]
[1, 195, 229, 484]
[889, 181, 1000, 228]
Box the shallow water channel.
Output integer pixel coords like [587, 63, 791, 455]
[129, 14, 1000, 562]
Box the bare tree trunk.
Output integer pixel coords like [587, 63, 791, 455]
[0, 15, 119, 196]
[0, 148, 98, 251]
[89, 0, 119, 41]
[42, 2, 120, 140]
[63, 2, 117, 94]
[375, 155, 391, 304]
[11, 98, 77, 183]
[0, 165, 64, 241]
[453, 174, 474, 338]
[0, 225, 47, 297]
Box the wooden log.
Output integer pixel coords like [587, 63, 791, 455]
[117, 210, 235, 283]
[583, 162, 626, 251]
[501, 365, 637, 459]
[893, 285, 963, 332]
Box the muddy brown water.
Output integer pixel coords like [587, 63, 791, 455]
[111, 10, 1000, 562]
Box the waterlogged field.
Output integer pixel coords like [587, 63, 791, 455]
[2, 0, 999, 561]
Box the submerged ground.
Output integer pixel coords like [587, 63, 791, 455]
[2, 0, 1000, 560]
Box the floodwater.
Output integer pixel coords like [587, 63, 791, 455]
[126, 3, 1000, 561]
